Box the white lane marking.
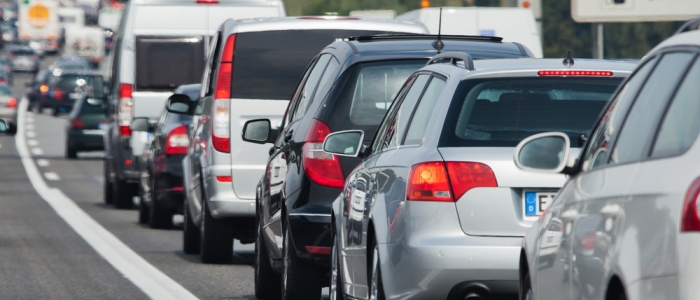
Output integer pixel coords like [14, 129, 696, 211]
[26, 117, 33, 123]
[27, 139, 38, 146]
[37, 159, 49, 167]
[26, 131, 36, 138]
[44, 172, 60, 181]
[25, 124, 35, 130]
[31, 148, 43, 155]
[15, 100, 199, 300]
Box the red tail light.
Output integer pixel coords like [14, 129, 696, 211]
[54, 88, 64, 100]
[216, 176, 232, 182]
[302, 119, 344, 188]
[445, 162, 498, 200]
[215, 34, 235, 99]
[0, 78, 6, 84]
[407, 161, 498, 202]
[538, 70, 613, 77]
[165, 125, 188, 155]
[580, 233, 596, 250]
[118, 83, 133, 137]
[681, 177, 700, 232]
[211, 99, 230, 152]
[196, 0, 218, 3]
[6, 97, 17, 109]
[71, 116, 84, 129]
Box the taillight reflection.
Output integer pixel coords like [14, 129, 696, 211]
[302, 119, 344, 188]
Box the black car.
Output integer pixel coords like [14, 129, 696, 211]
[7, 45, 39, 73]
[47, 70, 105, 116]
[136, 84, 200, 229]
[49, 56, 91, 72]
[65, 96, 108, 158]
[26, 69, 51, 112]
[240, 35, 534, 300]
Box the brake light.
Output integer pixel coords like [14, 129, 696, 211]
[445, 162, 498, 200]
[211, 100, 230, 152]
[579, 233, 596, 250]
[215, 34, 235, 99]
[118, 83, 133, 137]
[407, 162, 453, 201]
[538, 70, 613, 77]
[40, 84, 48, 94]
[681, 177, 700, 232]
[302, 119, 344, 188]
[0, 78, 5, 84]
[6, 97, 17, 109]
[216, 176, 232, 182]
[305, 246, 331, 255]
[71, 116, 84, 129]
[165, 125, 188, 155]
[54, 88, 64, 100]
[196, 0, 218, 3]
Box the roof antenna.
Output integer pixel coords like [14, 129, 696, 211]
[432, 7, 444, 53]
[563, 50, 574, 66]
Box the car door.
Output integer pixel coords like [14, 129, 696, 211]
[533, 55, 660, 300]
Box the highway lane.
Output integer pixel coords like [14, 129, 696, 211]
[1, 55, 259, 299]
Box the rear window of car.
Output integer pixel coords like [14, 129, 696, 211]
[439, 77, 623, 148]
[230, 30, 399, 101]
[79, 98, 107, 114]
[54, 75, 105, 98]
[135, 36, 205, 91]
[0, 85, 11, 96]
[11, 49, 33, 55]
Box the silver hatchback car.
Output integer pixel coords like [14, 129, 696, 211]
[323, 54, 635, 300]
[517, 27, 700, 300]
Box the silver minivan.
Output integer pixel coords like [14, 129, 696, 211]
[103, 0, 285, 208]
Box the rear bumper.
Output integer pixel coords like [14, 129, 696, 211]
[289, 203, 333, 266]
[0, 110, 17, 125]
[204, 165, 255, 218]
[68, 129, 105, 149]
[153, 155, 186, 212]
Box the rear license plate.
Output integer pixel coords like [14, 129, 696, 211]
[98, 123, 105, 130]
[523, 191, 557, 217]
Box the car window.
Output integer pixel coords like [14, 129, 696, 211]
[372, 75, 416, 154]
[55, 75, 105, 98]
[651, 56, 700, 158]
[580, 58, 658, 171]
[378, 74, 430, 151]
[291, 54, 331, 123]
[203, 33, 220, 98]
[311, 56, 339, 106]
[610, 52, 695, 166]
[403, 77, 446, 145]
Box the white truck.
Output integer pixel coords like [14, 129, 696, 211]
[397, 7, 543, 58]
[18, 0, 60, 41]
[64, 26, 104, 68]
[97, 7, 121, 31]
[58, 7, 85, 29]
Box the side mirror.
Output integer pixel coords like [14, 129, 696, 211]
[242, 119, 272, 144]
[130, 117, 152, 132]
[322, 130, 364, 157]
[514, 132, 573, 173]
[166, 93, 194, 115]
[0, 119, 7, 133]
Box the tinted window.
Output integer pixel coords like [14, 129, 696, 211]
[79, 98, 107, 114]
[378, 74, 430, 151]
[230, 30, 397, 100]
[291, 54, 331, 123]
[54, 75, 105, 98]
[404, 77, 446, 145]
[610, 52, 695, 165]
[11, 49, 34, 55]
[440, 77, 622, 148]
[651, 56, 700, 158]
[0, 85, 11, 96]
[371, 76, 416, 154]
[135, 36, 205, 91]
[311, 56, 339, 106]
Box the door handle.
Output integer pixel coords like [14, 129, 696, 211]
[284, 130, 293, 143]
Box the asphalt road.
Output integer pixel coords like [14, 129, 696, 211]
[0, 55, 260, 299]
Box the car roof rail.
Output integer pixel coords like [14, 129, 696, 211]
[426, 52, 475, 71]
[348, 34, 503, 43]
[676, 16, 700, 34]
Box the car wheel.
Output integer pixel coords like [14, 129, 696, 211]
[199, 200, 234, 264]
[369, 238, 386, 300]
[329, 228, 343, 300]
[149, 184, 172, 229]
[521, 271, 533, 300]
[182, 197, 200, 254]
[65, 143, 78, 159]
[281, 223, 323, 300]
[103, 159, 113, 204]
[113, 179, 135, 209]
[255, 210, 280, 299]
[7, 123, 16, 135]
[138, 196, 149, 224]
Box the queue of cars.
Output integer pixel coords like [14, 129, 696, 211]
[66, 0, 700, 299]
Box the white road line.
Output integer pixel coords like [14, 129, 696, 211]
[44, 172, 60, 181]
[15, 100, 199, 300]
[37, 159, 49, 167]
[27, 139, 38, 146]
[26, 130, 36, 138]
[25, 123, 35, 130]
[26, 117, 33, 123]
[31, 148, 43, 155]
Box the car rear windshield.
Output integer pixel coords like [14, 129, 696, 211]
[439, 77, 623, 148]
[11, 49, 34, 55]
[54, 75, 105, 98]
[0, 85, 11, 96]
[135, 36, 205, 91]
[321, 59, 427, 135]
[79, 98, 107, 114]
[230, 30, 400, 101]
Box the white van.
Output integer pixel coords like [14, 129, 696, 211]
[58, 7, 85, 28]
[104, 0, 286, 209]
[397, 7, 543, 58]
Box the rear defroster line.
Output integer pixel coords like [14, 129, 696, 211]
[15, 98, 199, 300]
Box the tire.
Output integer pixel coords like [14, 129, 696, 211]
[199, 200, 234, 264]
[138, 197, 150, 224]
[149, 185, 173, 229]
[255, 212, 280, 299]
[182, 198, 201, 254]
[281, 224, 324, 300]
[368, 238, 386, 300]
[103, 159, 113, 205]
[65, 143, 78, 159]
[113, 179, 135, 209]
[521, 271, 533, 300]
[7, 123, 16, 135]
[329, 228, 343, 300]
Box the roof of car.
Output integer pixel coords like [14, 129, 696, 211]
[340, 35, 529, 58]
[222, 16, 427, 34]
[53, 69, 103, 76]
[421, 57, 637, 81]
[649, 30, 700, 54]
